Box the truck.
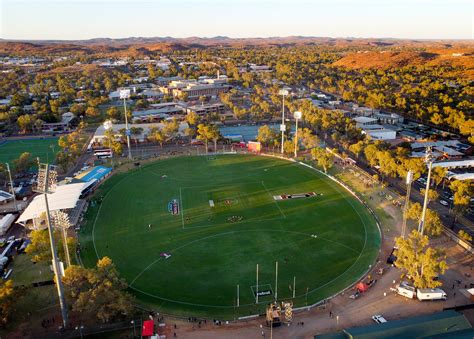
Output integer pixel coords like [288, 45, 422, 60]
[416, 288, 447, 301]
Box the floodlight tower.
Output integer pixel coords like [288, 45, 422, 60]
[34, 163, 68, 328]
[279, 89, 289, 154]
[103, 120, 115, 166]
[293, 111, 302, 158]
[401, 170, 413, 238]
[52, 210, 72, 268]
[120, 89, 132, 159]
[418, 147, 435, 235]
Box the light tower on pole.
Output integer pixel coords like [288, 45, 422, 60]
[401, 170, 413, 238]
[418, 147, 435, 235]
[34, 163, 69, 328]
[279, 89, 289, 154]
[119, 89, 132, 159]
[293, 111, 302, 158]
[52, 210, 72, 268]
[103, 120, 115, 167]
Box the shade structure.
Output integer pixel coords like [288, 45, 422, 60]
[142, 320, 154, 337]
[17, 182, 88, 224]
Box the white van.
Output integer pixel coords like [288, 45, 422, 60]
[416, 288, 447, 301]
[396, 282, 416, 299]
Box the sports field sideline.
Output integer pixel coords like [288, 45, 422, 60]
[79, 154, 381, 318]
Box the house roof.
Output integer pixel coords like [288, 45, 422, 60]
[354, 116, 378, 124]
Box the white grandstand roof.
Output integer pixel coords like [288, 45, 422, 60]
[17, 182, 88, 223]
[448, 173, 474, 181]
[432, 159, 474, 169]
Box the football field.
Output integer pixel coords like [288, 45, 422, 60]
[0, 137, 58, 165]
[80, 154, 381, 318]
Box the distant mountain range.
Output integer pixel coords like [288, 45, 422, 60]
[0, 37, 472, 70]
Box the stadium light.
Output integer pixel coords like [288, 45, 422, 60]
[52, 210, 72, 267]
[293, 111, 302, 158]
[418, 147, 435, 235]
[119, 89, 133, 160]
[33, 162, 69, 329]
[279, 89, 289, 154]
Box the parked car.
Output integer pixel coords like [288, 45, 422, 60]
[439, 200, 449, 206]
[372, 315, 388, 323]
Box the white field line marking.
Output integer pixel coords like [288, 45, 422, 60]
[128, 228, 362, 306]
[261, 181, 286, 218]
[92, 175, 129, 260]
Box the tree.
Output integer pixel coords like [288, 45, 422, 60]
[458, 230, 472, 242]
[449, 180, 473, 219]
[63, 257, 134, 323]
[420, 188, 439, 204]
[148, 127, 166, 147]
[13, 152, 35, 172]
[17, 114, 34, 133]
[283, 139, 294, 156]
[104, 129, 123, 155]
[394, 230, 447, 289]
[162, 118, 179, 141]
[85, 106, 100, 117]
[178, 92, 189, 101]
[186, 111, 200, 126]
[0, 280, 15, 326]
[196, 124, 220, 154]
[298, 128, 320, 150]
[209, 124, 220, 152]
[25, 228, 76, 264]
[406, 202, 443, 237]
[106, 106, 121, 121]
[431, 167, 447, 189]
[257, 125, 278, 147]
[130, 127, 143, 146]
[349, 141, 364, 159]
[311, 147, 334, 173]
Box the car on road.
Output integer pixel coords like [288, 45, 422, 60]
[439, 200, 449, 206]
[372, 315, 388, 323]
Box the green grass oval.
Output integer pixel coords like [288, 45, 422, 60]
[79, 154, 381, 318]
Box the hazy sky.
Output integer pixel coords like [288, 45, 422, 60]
[1, 0, 472, 40]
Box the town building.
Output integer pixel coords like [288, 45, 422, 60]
[160, 77, 231, 99]
[41, 112, 76, 133]
[185, 102, 226, 116]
